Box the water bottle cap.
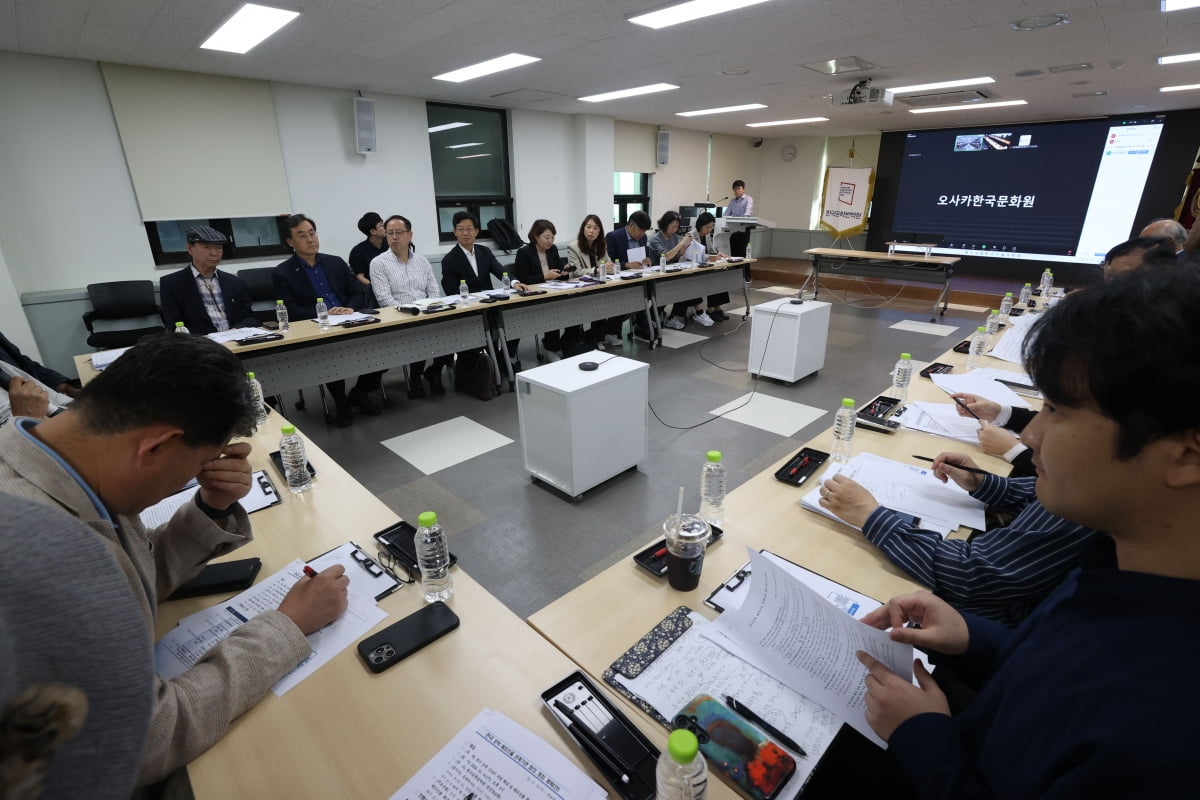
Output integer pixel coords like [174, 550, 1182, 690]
[276, 299, 284, 305]
[667, 728, 700, 763]
[1005, 292, 1013, 297]
[841, 398, 855, 408]
[990, 309, 999, 315]
[899, 353, 911, 360]
[281, 424, 296, 434]
[706, 450, 722, 463]
[418, 511, 438, 527]
[1024, 282, 1032, 286]
[502, 271, 508, 276]
[247, 372, 256, 379]
[977, 326, 987, 332]
[175, 321, 185, 327]
[317, 297, 324, 302]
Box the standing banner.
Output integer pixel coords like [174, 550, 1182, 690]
[819, 166, 875, 238]
[1174, 161, 1199, 230]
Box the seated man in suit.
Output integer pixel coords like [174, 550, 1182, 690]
[440, 211, 520, 371]
[0, 329, 78, 426]
[273, 214, 385, 426]
[604, 210, 654, 341]
[0, 333, 350, 788]
[159, 225, 260, 334]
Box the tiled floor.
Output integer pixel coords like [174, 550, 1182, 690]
[282, 281, 992, 619]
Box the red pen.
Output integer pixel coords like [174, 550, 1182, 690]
[653, 547, 667, 559]
[303, 565, 318, 579]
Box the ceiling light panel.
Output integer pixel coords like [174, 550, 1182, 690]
[629, 0, 772, 30]
[200, 4, 299, 54]
[1162, 0, 1200, 10]
[1159, 52, 1200, 65]
[745, 117, 829, 127]
[676, 103, 767, 116]
[909, 99, 1028, 114]
[1160, 83, 1200, 92]
[433, 54, 540, 83]
[887, 77, 995, 94]
[579, 83, 679, 102]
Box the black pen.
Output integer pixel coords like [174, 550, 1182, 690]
[952, 395, 982, 421]
[553, 700, 631, 784]
[724, 695, 806, 756]
[912, 455, 990, 475]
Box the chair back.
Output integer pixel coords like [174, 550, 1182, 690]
[237, 267, 279, 324]
[82, 281, 164, 349]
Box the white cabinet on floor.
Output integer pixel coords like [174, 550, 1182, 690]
[516, 353, 649, 499]
[747, 299, 831, 383]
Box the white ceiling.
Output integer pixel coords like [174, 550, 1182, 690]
[2, 0, 1198, 137]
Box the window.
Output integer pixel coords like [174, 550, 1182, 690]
[144, 215, 293, 266]
[613, 172, 650, 228]
[427, 103, 514, 243]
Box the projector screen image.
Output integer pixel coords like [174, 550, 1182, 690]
[889, 117, 1164, 265]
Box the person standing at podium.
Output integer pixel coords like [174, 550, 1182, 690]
[726, 179, 754, 257]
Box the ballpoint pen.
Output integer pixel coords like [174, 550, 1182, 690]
[912, 455, 989, 475]
[724, 695, 807, 756]
[952, 395, 982, 421]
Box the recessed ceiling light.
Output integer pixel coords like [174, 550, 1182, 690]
[1160, 83, 1200, 92]
[1014, 69, 1044, 77]
[676, 103, 767, 117]
[887, 77, 995, 94]
[1159, 52, 1200, 65]
[909, 99, 1028, 114]
[721, 66, 751, 76]
[629, 0, 771, 30]
[433, 54, 540, 83]
[1010, 13, 1069, 31]
[799, 56, 878, 76]
[579, 83, 679, 102]
[1048, 63, 1093, 73]
[456, 153, 492, 159]
[200, 4, 299, 54]
[428, 122, 472, 133]
[1162, 0, 1200, 10]
[745, 117, 829, 127]
[445, 142, 484, 149]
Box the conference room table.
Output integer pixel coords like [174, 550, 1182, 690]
[528, 341, 1035, 797]
[74, 258, 753, 395]
[157, 410, 606, 798]
[805, 247, 960, 321]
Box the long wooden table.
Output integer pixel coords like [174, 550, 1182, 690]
[805, 247, 960, 321]
[158, 411, 604, 797]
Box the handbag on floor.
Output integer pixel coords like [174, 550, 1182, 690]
[454, 348, 497, 400]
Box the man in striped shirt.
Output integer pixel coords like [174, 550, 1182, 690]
[818, 454, 1098, 626]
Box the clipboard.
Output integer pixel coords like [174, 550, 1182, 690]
[307, 540, 401, 601]
[138, 469, 281, 528]
[602, 606, 693, 728]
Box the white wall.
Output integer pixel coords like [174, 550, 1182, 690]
[0, 240, 38, 358]
[510, 109, 579, 238]
[754, 136, 828, 229]
[573, 115, 616, 229]
[651, 128, 710, 224]
[0, 52, 155, 293]
[614, 120, 656, 174]
[709, 133, 763, 207]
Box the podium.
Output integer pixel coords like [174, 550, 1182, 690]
[714, 216, 774, 255]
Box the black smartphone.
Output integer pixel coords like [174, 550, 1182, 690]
[166, 558, 262, 600]
[357, 601, 460, 673]
[374, 520, 457, 575]
[268, 450, 316, 479]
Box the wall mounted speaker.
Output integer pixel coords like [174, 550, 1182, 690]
[656, 129, 670, 166]
[354, 96, 376, 155]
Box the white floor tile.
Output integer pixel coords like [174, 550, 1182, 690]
[759, 285, 800, 296]
[889, 320, 960, 337]
[708, 393, 827, 436]
[380, 416, 513, 475]
[659, 329, 707, 349]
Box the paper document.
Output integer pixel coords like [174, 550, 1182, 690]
[896, 401, 984, 446]
[988, 313, 1038, 365]
[206, 327, 273, 343]
[138, 470, 280, 528]
[154, 556, 386, 696]
[801, 452, 986, 536]
[541, 280, 587, 290]
[391, 708, 606, 800]
[706, 550, 913, 748]
[930, 369, 1031, 409]
[625, 245, 646, 265]
[91, 347, 130, 371]
[687, 240, 706, 264]
[707, 550, 882, 617]
[324, 312, 375, 325]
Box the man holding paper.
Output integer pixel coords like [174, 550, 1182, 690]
[854, 268, 1200, 797]
[0, 333, 350, 788]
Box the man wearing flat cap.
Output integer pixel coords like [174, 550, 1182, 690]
[159, 225, 260, 334]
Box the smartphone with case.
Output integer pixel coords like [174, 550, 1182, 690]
[166, 558, 261, 600]
[675, 693, 796, 800]
[357, 601, 460, 673]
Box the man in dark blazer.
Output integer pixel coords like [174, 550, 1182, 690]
[272, 214, 384, 427]
[604, 210, 654, 341]
[159, 226, 259, 334]
[440, 211, 522, 370]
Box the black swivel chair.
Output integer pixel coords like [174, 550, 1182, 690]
[237, 267, 280, 324]
[82, 280, 165, 349]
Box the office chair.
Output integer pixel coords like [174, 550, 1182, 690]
[236, 267, 280, 324]
[82, 280, 165, 350]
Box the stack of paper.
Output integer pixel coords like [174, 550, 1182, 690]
[989, 312, 1038, 364]
[896, 401, 983, 445]
[91, 347, 130, 371]
[930, 369, 1031, 408]
[325, 311, 376, 325]
[801, 452, 986, 536]
[206, 327, 274, 343]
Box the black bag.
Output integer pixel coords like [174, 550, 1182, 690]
[559, 327, 593, 358]
[486, 218, 523, 253]
[454, 348, 497, 400]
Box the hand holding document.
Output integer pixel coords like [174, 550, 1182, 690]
[626, 245, 647, 265]
[930, 369, 1031, 409]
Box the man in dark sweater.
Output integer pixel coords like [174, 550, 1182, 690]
[853, 268, 1200, 798]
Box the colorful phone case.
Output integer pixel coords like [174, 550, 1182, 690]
[676, 694, 795, 800]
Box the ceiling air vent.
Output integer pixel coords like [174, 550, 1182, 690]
[896, 89, 995, 107]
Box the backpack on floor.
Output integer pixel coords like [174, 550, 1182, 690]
[454, 348, 497, 401]
[486, 218, 523, 253]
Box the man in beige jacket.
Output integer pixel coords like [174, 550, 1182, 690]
[0, 333, 349, 786]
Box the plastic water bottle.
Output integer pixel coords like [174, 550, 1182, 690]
[746, 242, 753, 260]
[246, 372, 269, 428]
[660, 255, 667, 270]
[1039, 269, 1053, 297]
[985, 309, 1001, 346]
[174, 321, 190, 334]
[831, 398, 856, 464]
[891, 353, 912, 403]
[1018, 282, 1032, 306]
[315, 297, 329, 331]
[966, 326, 987, 369]
[999, 292, 1014, 324]
[279, 424, 312, 494]
[656, 729, 708, 800]
[699, 451, 726, 530]
[414, 511, 453, 602]
[502, 271, 511, 290]
[275, 299, 290, 332]
[459, 279, 470, 302]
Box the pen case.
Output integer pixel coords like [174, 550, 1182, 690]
[632, 525, 724, 577]
[773, 447, 828, 487]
